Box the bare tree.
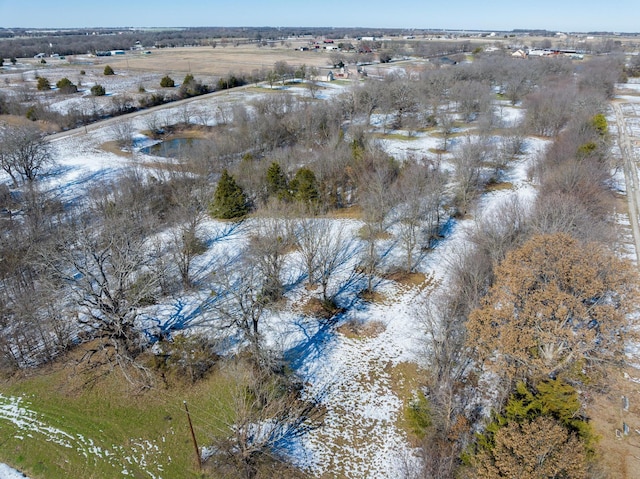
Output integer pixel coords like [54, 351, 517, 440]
[207, 358, 323, 479]
[382, 76, 418, 130]
[0, 124, 55, 187]
[395, 161, 446, 272]
[451, 80, 492, 123]
[248, 212, 295, 303]
[295, 217, 356, 303]
[437, 109, 456, 152]
[355, 152, 399, 292]
[525, 81, 576, 137]
[144, 113, 162, 139]
[167, 197, 208, 289]
[110, 93, 134, 115]
[451, 136, 489, 215]
[41, 208, 157, 373]
[109, 119, 134, 150]
[307, 70, 321, 99]
[205, 253, 269, 354]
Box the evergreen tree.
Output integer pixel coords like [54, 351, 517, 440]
[103, 65, 115, 75]
[209, 170, 248, 219]
[266, 161, 290, 200]
[160, 75, 175, 88]
[56, 77, 78, 94]
[290, 167, 319, 205]
[470, 380, 592, 479]
[90, 84, 106, 96]
[37, 77, 51, 91]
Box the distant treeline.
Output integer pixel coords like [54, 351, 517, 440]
[1, 27, 408, 58]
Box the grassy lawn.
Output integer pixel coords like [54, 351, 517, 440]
[0, 353, 238, 479]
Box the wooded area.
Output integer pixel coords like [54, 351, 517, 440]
[1, 39, 639, 478]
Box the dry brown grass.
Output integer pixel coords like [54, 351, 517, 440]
[0, 115, 60, 133]
[358, 289, 389, 304]
[385, 361, 428, 444]
[588, 364, 640, 479]
[485, 181, 514, 192]
[102, 45, 332, 77]
[323, 205, 363, 220]
[337, 318, 386, 340]
[100, 140, 133, 157]
[383, 271, 428, 286]
[299, 296, 343, 320]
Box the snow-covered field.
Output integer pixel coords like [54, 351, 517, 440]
[2, 74, 640, 478]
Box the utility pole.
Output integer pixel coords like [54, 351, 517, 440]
[184, 400, 202, 469]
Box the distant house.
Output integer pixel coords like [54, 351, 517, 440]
[511, 49, 527, 59]
[34, 53, 46, 59]
[335, 66, 350, 79]
[528, 49, 552, 57]
[312, 69, 335, 82]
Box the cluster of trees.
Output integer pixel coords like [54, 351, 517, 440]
[404, 57, 633, 479]
[0, 70, 225, 131]
[0, 45, 635, 478]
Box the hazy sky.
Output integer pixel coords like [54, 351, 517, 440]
[0, 0, 637, 32]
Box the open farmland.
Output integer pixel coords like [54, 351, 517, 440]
[12, 43, 342, 80]
[101, 44, 335, 76]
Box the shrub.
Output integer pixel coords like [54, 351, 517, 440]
[151, 334, 219, 383]
[36, 77, 51, 91]
[217, 74, 245, 90]
[179, 74, 209, 98]
[25, 106, 38, 121]
[90, 84, 106, 96]
[160, 75, 175, 88]
[138, 92, 166, 108]
[405, 391, 432, 439]
[56, 77, 77, 94]
[103, 65, 114, 75]
[79, 70, 86, 75]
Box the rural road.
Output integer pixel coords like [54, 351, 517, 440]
[46, 83, 254, 142]
[612, 100, 640, 262]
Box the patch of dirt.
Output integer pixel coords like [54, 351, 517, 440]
[358, 289, 389, 304]
[100, 140, 132, 157]
[299, 296, 343, 320]
[383, 271, 434, 290]
[337, 318, 386, 340]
